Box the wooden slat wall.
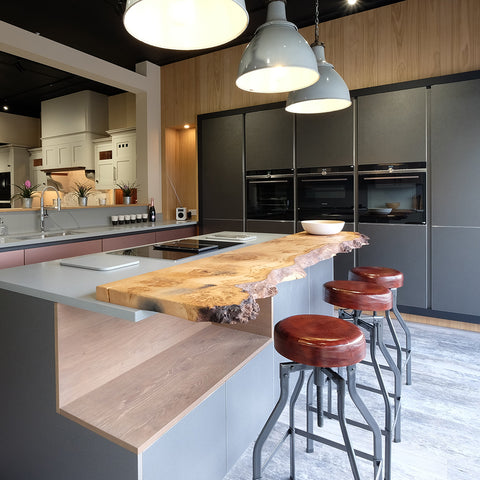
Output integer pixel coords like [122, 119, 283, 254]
[160, 0, 480, 216]
[162, 0, 480, 128]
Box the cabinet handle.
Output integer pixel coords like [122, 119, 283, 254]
[114, 166, 117, 181]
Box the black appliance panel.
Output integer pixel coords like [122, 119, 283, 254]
[0, 171, 11, 203]
[246, 171, 294, 221]
[297, 169, 354, 222]
[358, 167, 426, 224]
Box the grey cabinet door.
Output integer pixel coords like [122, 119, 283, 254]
[333, 222, 355, 281]
[431, 226, 480, 315]
[245, 108, 294, 171]
[199, 115, 244, 226]
[431, 79, 480, 227]
[296, 106, 354, 168]
[356, 224, 427, 308]
[357, 88, 427, 165]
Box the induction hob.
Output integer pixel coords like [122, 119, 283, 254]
[107, 238, 242, 261]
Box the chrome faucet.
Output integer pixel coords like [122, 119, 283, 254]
[40, 186, 61, 232]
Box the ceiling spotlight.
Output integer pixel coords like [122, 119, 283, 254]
[236, 0, 319, 94]
[123, 0, 249, 50]
[2, 104, 9, 112]
[347, 0, 358, 5]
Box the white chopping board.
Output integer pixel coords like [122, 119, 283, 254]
[60, 254, 140, 271]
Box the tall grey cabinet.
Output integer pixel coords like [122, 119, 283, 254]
[296, 106, 354, 168]
[245, 107, 294, 171]
[357, 87, 427, 165]
[199, 114, 244, 233]
[431, 78, 480, 316]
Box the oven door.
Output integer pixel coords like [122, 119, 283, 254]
[297, 172, 354, 222]
[358, 171, 426, 224]
[246, 173, 294, 221]
[0, 172, 11, 204]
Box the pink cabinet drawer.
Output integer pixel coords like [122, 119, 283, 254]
[25, 240, 102, 265]
[0, 249, 25, 269]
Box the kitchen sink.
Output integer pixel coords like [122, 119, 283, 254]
[11, 230, 86, 240]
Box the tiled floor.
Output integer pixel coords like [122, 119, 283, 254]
[224, 321, 480, 480]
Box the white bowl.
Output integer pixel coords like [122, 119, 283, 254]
[301, 220, 345, 235]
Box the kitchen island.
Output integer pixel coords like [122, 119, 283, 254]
[0, 231, 367, 480]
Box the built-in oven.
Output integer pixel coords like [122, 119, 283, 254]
[246, 169, 294, 221]
[0, 172, 11, 208]
[297, 166, 354, 223]
[358, 163, 426, 224]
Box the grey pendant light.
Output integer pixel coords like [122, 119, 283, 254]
[236, 0, 319, 94]
[286, 0, 351, 114]
[123, 0, 249, 51]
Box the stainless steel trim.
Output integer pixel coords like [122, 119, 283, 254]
[363, 175, 421, 181]
[297, 172, 354, 177]
[358, 169, 426, 175]
[248, 180, 289, 184]
[299, 178, 350, 182]
[246, 174, 294, 180]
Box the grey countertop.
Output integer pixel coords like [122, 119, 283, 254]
[0, 220, 197, 250]
[0, 232, 281, 322]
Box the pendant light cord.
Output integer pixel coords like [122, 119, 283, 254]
[313, 0, 324, 48]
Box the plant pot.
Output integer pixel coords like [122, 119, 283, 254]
[23, 197, 33, 208]
[123, 196, 131, 205]
[78, 197, 88, 206]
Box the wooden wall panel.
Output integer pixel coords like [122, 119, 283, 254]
[160, 0, 480, 219]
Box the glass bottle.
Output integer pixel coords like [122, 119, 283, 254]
[148, 198, 156, 222]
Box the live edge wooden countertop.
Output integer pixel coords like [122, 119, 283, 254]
[96, 231, 368, 324]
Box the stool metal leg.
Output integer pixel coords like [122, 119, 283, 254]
[375, 316, 402, 443]
[346, 364, 383, 480]
[391, 288, 412, 385]
[289, 369, 305, 480]
[253, 362, 307, 480]
[333, 368, 362, 480]
[357, 317, 392, 480]
[306, 371, 315, 453]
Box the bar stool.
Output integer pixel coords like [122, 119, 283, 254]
[253, 314, 383, 480]
[348, 267, 412, 385]
[323, 280, 400, 480]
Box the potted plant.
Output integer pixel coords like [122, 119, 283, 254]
[12, 180, 40, 208]
[116, 181, 138, 204]
[73, 182, 93, 206]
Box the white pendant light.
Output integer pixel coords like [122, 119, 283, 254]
[286, 1, 351, 114]
[286, 43, 352, 113]
[236, 0, 319, 94]
[123, 0, 249, 51]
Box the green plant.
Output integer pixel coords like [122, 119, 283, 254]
[116, 181, 138, 197]
[73, 182, 94, 198]
[12, 180, 40, 199]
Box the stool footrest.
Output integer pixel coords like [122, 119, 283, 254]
[295, 427, 382, 470]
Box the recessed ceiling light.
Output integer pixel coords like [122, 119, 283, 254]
[347, 0, 358, 5]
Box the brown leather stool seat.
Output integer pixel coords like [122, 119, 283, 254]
[349, 266, 404, 289]
[324, 280, 393, 312]
[275, 314, 366, 368]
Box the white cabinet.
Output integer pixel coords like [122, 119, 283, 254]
[42, 132, 101, 170]
[94, 128, 136, 189]
[41, 90, 109, 170]
[28, 147, 47, 189]
[94, 138, 113, 190]
[0, 149, 9, 171]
